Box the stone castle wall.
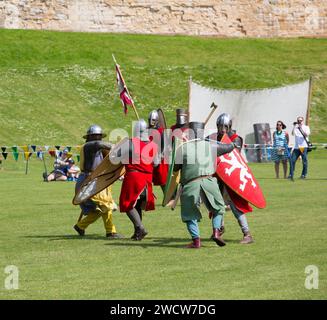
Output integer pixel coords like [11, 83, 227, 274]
[0, 0, 326, 37]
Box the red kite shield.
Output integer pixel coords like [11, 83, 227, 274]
[216, 134, 266, 209]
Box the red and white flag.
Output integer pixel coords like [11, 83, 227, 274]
[115, 64, 133, 114]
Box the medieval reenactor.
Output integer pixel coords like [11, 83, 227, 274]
[170, 108, 189, 141]
[73, 125, 123, 239]
[148, 110, 168, 192]
[173, 121, 236, 249]
[115, 119, 159, 241]
[165, 108, 189, 207]
[208, 113, 254, 244]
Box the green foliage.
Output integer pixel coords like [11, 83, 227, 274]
[0, 152, 326, 299]
[0, 30, 327, 145]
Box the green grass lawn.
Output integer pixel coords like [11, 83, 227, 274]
[0, 29, 326, 300]
[0, 151, 326, 299]
[0, 30, 327, 145]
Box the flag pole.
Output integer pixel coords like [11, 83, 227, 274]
[112, 54, 140, 120]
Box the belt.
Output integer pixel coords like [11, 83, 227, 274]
[127, 169, 152, 174]
[182, 175, 213, 186]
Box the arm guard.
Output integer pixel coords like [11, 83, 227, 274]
[214, 143, 235, 157]
[232, 136, 243, 152]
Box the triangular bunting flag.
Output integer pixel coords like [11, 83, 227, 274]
[55, 145, 61, 150]
[49, 150, 56, 157]
[22, 145, 29, 152]
[31, 145, 36, 152]
[1, 147, 6, 152]
[76, 154, 80, 162]
[24, 152, 33, 160]
[13, 152, 19, 161]
[2, 152, 8, 160]
[12, 146, 18, 153]
[67, 146, 72, 152]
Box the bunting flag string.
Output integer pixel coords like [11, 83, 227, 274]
[1, 143, 327, 164]
[0, 145, 83, 163]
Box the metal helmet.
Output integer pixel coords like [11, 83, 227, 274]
[176, 108, 188, 126]
[133, 119, 149, 141]
[216, 113, 232, 132]
[83, 124, 107, 139]
[148, 110, 159, 128]
[189, 121, 205, 139]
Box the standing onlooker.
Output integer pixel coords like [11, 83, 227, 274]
[271, 121, 289, 179]
[289, 116, 311, 180]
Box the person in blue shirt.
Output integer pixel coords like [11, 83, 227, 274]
[271, 121, 289, 179]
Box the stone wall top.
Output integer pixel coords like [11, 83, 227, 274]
[0, 0, 326, 37]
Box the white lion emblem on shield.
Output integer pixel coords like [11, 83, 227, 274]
[220, 152, 256, 192]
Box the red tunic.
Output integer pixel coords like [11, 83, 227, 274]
[170, 124, 189, 142]
[119, 138, 158, 212]
[151, 127, 168, 186]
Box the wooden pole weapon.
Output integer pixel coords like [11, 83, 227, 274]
[204, 102, 218, 127]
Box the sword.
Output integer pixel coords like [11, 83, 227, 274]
[170, 184, 183, 211]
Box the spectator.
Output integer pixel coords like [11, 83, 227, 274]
[271, 121, 289, 179]
[67, 159, 80, 181]
[288, 116, 311, 180]
[44, 148, 70, 181]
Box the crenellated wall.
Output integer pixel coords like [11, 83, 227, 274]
[0, 0, 326, 37]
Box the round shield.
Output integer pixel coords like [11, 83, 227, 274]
[72, 138, 127, 205]
[157, 108, 167, 129]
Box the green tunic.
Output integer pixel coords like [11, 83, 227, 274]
[177, 139, 225, 222]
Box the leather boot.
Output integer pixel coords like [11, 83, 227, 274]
[134, 227, 148, 241]
[73, 224, 85, 236]
[220, 225, 225, 235]
[211, 228, 226, 247]
[240, 232, 254, 244]
[186, 237, 201, 248]
[131, 229, 137, 240]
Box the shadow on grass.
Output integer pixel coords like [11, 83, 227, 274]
[104, 236, 241, 248]
[22, 234, 108, 241]
[22, 234, 241, 247]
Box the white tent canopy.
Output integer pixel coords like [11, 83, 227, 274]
[188, 79, 311, 147]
